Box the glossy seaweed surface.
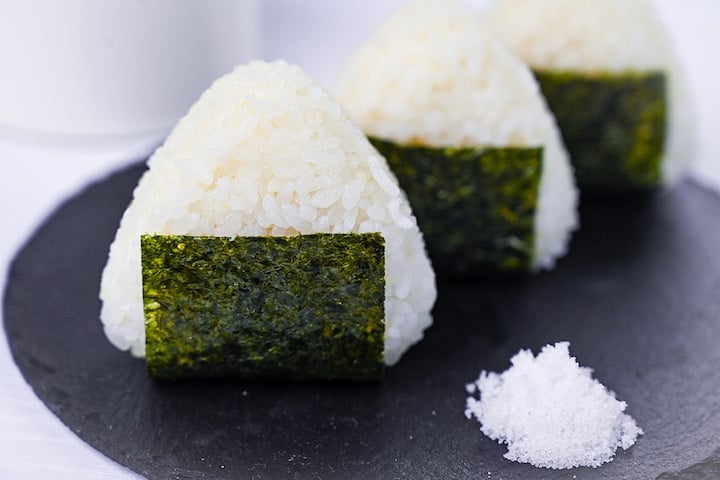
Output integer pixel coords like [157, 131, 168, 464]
[535, 70, 667, 194]
[142, 234, 385, 381]
[372, 137, 542, 275]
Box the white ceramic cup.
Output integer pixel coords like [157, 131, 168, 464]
[0, 0, 259, 141]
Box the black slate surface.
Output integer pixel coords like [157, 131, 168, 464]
[3, 162, 720, 480]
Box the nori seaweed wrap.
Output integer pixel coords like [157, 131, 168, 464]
[142, 234, 386, 381]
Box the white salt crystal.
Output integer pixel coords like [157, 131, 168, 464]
[464, 342, 642, 470]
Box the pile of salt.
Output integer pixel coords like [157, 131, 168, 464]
[465, 342, 642, 469]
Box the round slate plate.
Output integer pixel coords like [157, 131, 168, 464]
[4, 162, 720, 480]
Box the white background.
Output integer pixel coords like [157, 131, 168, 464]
[1, 1, 718, 478]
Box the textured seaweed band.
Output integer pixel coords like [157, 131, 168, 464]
[371, 138, 542, 275]
[141, 233, 385, 381]
[535, 70, 667, 193]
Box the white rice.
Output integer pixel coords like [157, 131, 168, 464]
[485, 0, 694, 184]
[99, 60, 437, 366]
[335, 0, 578, 271]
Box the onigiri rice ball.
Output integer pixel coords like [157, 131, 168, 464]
[99, 60, 437, 371]
[485, 0, 694, 192]
[335, 0, 578, 273]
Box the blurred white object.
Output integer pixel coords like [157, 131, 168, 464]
[0, 0, 259, 142]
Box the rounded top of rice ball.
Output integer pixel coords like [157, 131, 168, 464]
[100, 60, 436, 366]
[335, 0, 562, 150]
[486, 0, 671, 72]
[335, 0, 578, 271]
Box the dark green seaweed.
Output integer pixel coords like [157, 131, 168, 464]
[534, 70, 667, 194]
[371, 138, 542, 275]
[142, 233, 385, 381]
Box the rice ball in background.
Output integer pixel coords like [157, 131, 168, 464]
[336, 0, 578, 275]
[100, 60, 437, 377]
[486, 0, 694, 194]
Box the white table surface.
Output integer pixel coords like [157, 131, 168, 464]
[1, 1, 718, 478]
